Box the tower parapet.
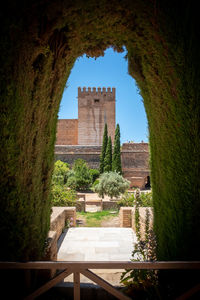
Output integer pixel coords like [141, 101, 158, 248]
[78, 86, 116, 146]
[78, 86, 115, 97]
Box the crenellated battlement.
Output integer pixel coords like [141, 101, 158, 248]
[78, 86, 115, 96]
[77, 86, 116, 146]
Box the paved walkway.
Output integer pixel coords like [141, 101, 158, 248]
[57, 227, 136, 285]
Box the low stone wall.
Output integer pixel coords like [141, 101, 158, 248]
[119, 206, 153, 239]
[119, 207, 133, 227]
[76, 199, 119, 212]
[76, 199, 85, 212]
[45, 231, 57, 261]
[44, 207, 76, 263]
[102, 200, 119, 210]
[50, 207, 76, 239]
[77, 193, 86, 200]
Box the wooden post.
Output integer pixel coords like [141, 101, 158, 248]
[25, 269, 72, 300]
[81, 269, 131, 300]
[74, 272, 80, 300]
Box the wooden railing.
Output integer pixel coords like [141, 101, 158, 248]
[0, 261, 200, 300]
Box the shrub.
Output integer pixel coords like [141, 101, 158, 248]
[51, 185, 76, 207]
[117, 190, 152, 207]
[92, 179, 99, 188]
[89, 169, 100, 183]
[117, 192, 135, 207]
[140, 192, 153, 207]
[52, 160, 69, 185]
[121, 206, 158, 297]
[66, 175, 77, 190]
[67, 159, 92, 191]
[94, 171, 130, 199]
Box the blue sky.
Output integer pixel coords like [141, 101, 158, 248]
[58, 47, 148, 143]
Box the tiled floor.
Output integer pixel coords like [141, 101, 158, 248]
[57, 227, 136, 285]
[58, 227, 136, 261]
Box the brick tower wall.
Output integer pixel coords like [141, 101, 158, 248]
[78, 87, 115, 145]
[56, 119, 78, 145]
[121, 143, 150, 188]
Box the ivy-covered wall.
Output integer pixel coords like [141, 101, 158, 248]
[0, 0, 199, 267]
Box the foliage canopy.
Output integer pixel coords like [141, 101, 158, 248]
[94, 171, 130, 199]
[112, 124, 122, 174]
[104, 136, 112, 172]
[89, 169, 100, 183]
[51, 185, 76, 207]
[67, 159, 92, 191]
[99, 123, 108, 174]
[52, 160, 69, 185]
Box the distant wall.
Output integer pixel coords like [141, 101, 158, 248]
[121, 143, 150, 189]
[55, 145, 101, 169]
[55, 143, 150, 189]
[56, 119, 78, 145]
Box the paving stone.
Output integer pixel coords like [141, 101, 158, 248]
[57, 227, 136, 285]
[58, 228, 135, 261]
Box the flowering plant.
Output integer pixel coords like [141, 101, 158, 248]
[66, 217, 74, 228]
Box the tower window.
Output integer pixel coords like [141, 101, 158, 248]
[94, 99, 99, 103]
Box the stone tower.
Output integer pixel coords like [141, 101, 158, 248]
[78, 87, 116, 145]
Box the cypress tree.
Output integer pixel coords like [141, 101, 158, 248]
[112, 123, 122, 174]
[104, 136, 112, 172]
[99, 123, 108, 173]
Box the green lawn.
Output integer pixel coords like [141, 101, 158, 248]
[76, 210, 119, 227]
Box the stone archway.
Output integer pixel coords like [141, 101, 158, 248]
[0, 0, 200, 268]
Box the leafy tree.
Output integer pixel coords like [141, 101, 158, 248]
[104, 136, 112, 172]
[99, 123, 108, 173]
[51, 185, 76, 206]
[67, 159, 92, 190]
[94, 171, 130, 199]
[52, 160, 69, 185]
[112, 123, 122, 174]
[89, 169, 100, 183]
[66, 175, 78, 190]
[51, 160, 76, 208]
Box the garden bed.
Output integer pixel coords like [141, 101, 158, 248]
[76, 210, 119, 227]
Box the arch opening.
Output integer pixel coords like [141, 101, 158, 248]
[0, 0, 200, 275]
[55, 47, 150, 191]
